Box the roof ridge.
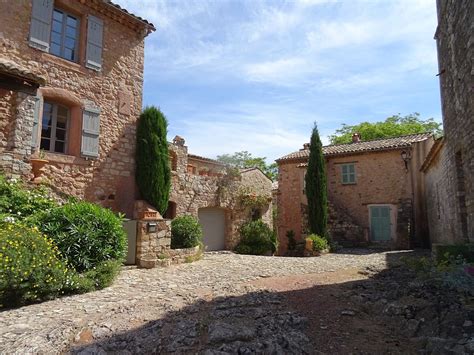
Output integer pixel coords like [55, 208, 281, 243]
[324, 131, 433, 148]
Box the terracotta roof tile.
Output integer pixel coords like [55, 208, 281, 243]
[187, 154, 225, 165]
[277, 133, 433, 162]
[104, 1, 156, 33]
[0, 58, 46, 85]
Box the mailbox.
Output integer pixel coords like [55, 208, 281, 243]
[147, 222, 157, 233]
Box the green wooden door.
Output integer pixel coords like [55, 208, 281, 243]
[370, 206, 391, 241]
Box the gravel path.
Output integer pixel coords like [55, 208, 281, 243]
[0, 249, 409, 353]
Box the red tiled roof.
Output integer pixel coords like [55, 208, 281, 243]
[277, 133, 433, 162]
[103, 1, 156, 33]
[187, 154, 225, 165]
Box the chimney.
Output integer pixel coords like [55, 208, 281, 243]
[352, 133, 361, 143]
[303, 143, 310, 150]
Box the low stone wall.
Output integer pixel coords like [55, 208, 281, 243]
[135, 213, 202, 268]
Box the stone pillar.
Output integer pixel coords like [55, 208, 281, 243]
[8, 92, 36, 156]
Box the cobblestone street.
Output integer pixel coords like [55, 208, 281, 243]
[0, 250, 409, 353]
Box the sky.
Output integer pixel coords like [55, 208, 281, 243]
[114, 0, 442, 163]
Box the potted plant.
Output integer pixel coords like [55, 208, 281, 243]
[30, 149, 49, 183]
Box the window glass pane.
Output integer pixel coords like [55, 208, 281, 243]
[55, 128, 66, 141]
[41, 125, 51, 138]
[50, 43, 61, 56]
[43, 102, 52, 114]
[342, 174, 348, 184]
[40, 138, 50, 151]
[66, 26, 76, 38]
[55, 141, 65, 153]
[349, 164, 355, 173]
[65, 37, 75, 49]
[51, 31, 62, 45]
[52, 20, 62, 33]
[66, 15, 77, 27]
[41, 115, 52, 128]
[342, 165, 348, 174]
[57, 105, 68, 118]
[349, 173, 355, 183]
[53, 9, 63, 21]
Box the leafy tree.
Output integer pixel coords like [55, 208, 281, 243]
[305, 123, 328, 238]
[329, 113, 443, 144]
[216, 151, 278, 181]
[136, 106, 171, 214]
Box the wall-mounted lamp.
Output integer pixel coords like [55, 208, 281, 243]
[401, 150, 412, 172]
[147, 222, 157, 233]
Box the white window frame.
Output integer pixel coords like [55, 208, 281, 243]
[41, 101, 70, 154]
[50, 8, 80, 62]
[341, 163, 356, 184]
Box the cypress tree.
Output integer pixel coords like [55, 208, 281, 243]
[305, 123, 328, 237]
[136, 106, 171, 215]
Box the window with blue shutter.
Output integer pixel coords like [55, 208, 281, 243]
[81, 107, 100, 158]
[341, 163, 356, 184]
[29, 0, 54, 52]
[86, 15, 103, 71]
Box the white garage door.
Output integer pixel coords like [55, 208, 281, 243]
[198, 207, 226, 251]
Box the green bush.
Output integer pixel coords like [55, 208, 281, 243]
[0, 223, 74, 307]
[307, 234, 329, 252]
[235, 220, 277, 255]
[71, 260, 122, 293]
[34, 202, 127, 272]
[171, 215, 203, 249]
[0, 176, 56, 221]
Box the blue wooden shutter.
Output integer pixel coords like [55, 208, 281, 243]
[85, 15, 103, 71]
[31, 96, 41, 149]
[29, 0, 54, 52]
[81, 107, 100, 158]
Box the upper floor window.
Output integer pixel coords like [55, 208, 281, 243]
[40, 101, 69, 154]
[341, 163, 356, 184]
[50, 9, 80, 62]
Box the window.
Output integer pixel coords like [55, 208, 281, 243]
[341, 163, 356, 184]
[40, 102, 69, 154]
[50, 9, 79, 62]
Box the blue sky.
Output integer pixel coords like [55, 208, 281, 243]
[115, 0, 442, 163]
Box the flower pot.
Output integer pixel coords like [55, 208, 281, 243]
[30, 158, 49, 184]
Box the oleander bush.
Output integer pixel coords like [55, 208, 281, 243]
[33, 202, 127, 272]
[235, 220, 277, 255]
[171, 215, 203, 249]
[0, 223, 75, 307]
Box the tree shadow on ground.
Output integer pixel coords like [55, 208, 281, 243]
[71, 250, 470, 354]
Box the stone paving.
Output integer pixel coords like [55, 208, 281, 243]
[0, 250, 407, 353]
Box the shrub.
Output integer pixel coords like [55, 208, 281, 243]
[0, 223, 74, 307]
[286, 230, 296, 251]
[136, 106, 171, 214]
[171, 215, 203, 249]
[71, 260, 122, 293]
[34, 202, 126, 272]
[307, 234, 329, 252]
[235, 220, 277, 255]
[0, 175, 56, 220]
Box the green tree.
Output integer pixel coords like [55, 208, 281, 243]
[329, 113, 443, 144]
[136, 106, 171, 214]
[216, 151, 278, 181]
[305, 123, 328, 238]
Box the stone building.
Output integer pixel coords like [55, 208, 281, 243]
[0, 0, 155, 217]
[422, 0, 473, 245]
[167, 137, 273, 251]
[276, 133, 434, 254]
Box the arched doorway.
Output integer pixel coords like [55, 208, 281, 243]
[198, 207, 226, 251]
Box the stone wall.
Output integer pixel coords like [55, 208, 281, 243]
[430, 0, 474, 243]
[0, 0, 149, 217]
[168, 140, 273, 251]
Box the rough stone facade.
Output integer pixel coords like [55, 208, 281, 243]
[424, 0, 474, 244]
[277, 134, 434, 254]
[0, 0, 154, 217]
[168, 138, 273, 251]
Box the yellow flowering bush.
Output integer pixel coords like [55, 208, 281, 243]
[0, 223, 75, 307]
